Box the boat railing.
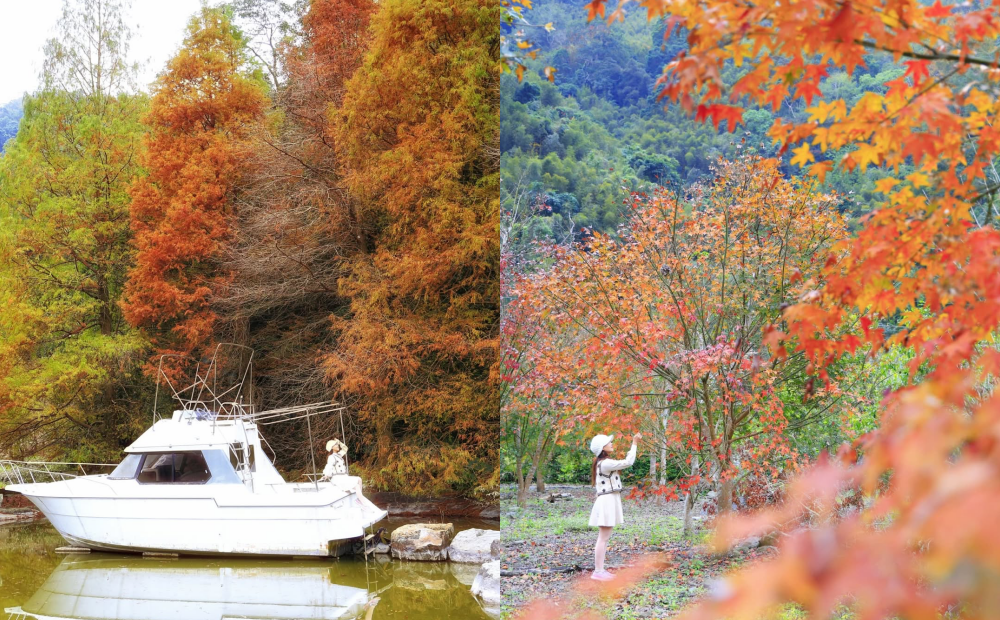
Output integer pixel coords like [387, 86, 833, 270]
[152, 344, 256, 425]
[0, 460, 116, 487]
[149, 344, 352, 488]
[5, 607, 30, 620]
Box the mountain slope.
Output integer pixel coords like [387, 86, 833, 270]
[0, 98, 23, 152]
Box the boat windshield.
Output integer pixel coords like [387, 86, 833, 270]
[108, 454, 143, 480]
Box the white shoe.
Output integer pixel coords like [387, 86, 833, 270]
[591, 569, 614, 581]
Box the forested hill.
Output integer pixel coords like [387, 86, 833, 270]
[0, 99, 23, 152]
[502, 0, 903, 240]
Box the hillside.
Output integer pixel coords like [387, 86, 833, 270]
[501, 0, 904, 242]
[0, 99, 22, 152]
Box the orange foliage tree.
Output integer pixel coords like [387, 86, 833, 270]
[513, 155, 846, 522]
[327, 0, 500, 494]
[123, 7, 267, 375]
[522, 0, 1000, 618]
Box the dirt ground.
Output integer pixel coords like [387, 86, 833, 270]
[499, 485, 775, 619]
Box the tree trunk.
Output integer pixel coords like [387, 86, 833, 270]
[97, 277, 113, 336]
[649, 449, 657, 481]
[659, 415, 668, 486]
[515, 460, 529, 508]
[516, 480, 528, 507]
[718, 477, 735, 515]
[535, 465, 546, 493]
[683, 489, 696, 535]
[682, 453, 699, 536]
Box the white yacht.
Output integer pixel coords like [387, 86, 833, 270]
[0, 345, 388, 557]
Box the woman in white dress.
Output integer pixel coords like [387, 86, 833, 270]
[320, 439, 349, 480]
[588, 432, 640, 581]
[319, 438, 375, 508]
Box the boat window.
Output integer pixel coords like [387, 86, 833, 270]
[108, 454, 142, 480]
[137, 452, 212, 484]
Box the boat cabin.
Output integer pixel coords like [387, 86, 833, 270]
[105, 409, 287, 490]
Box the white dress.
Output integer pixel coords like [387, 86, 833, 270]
[589, 444, 637, 528]
[322, 452, 347, 478]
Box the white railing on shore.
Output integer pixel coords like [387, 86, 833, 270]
[0, 460, 115, 487]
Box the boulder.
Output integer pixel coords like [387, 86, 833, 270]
[471, 560, 501, 616]
[447, 528, 501, 564]
[390, 523, 454, 561]
[732, 535, 761, 553]
[758, 531, 780, 548]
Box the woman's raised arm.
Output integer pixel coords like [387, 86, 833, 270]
[600, 434, 640, 473]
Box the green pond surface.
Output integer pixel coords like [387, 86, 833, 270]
[0, 519, 498, 620]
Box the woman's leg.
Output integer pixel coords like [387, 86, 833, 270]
[594, 526, 613, 572]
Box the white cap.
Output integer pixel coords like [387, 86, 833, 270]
[589, 434, 614, 457]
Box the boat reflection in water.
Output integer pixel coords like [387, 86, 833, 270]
[4, 554, 493, 620]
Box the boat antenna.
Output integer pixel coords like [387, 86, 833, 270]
[306, 406, 320, 492]
[339, 407, 348, 469]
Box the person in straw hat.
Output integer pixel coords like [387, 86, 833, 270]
[319, 438, 369, 507]
[320, 438, 349, 481]
[588, 432, 640, 581]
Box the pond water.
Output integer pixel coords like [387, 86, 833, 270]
[0, 519, 498, 620]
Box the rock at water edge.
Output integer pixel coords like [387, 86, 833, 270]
[447, 528, 501, 564]
[390, 523, 454, 561]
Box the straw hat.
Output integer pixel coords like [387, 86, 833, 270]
[325, 438, 348, 454]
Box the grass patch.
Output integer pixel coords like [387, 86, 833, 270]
[503, 508, 591, 540]
[629, 570, 691, 604]
[617, 515, 705, 546]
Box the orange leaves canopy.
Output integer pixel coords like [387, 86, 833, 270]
[123, 7, 267, 372]
[325, 0, 500, 494]
[589, 0, 1000, 381]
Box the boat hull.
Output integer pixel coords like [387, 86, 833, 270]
[11, 478, 388, 557]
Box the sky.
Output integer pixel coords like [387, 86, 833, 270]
[0, 0, 207, 103]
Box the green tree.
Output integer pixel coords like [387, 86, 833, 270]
[0, 0, 147, 460]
